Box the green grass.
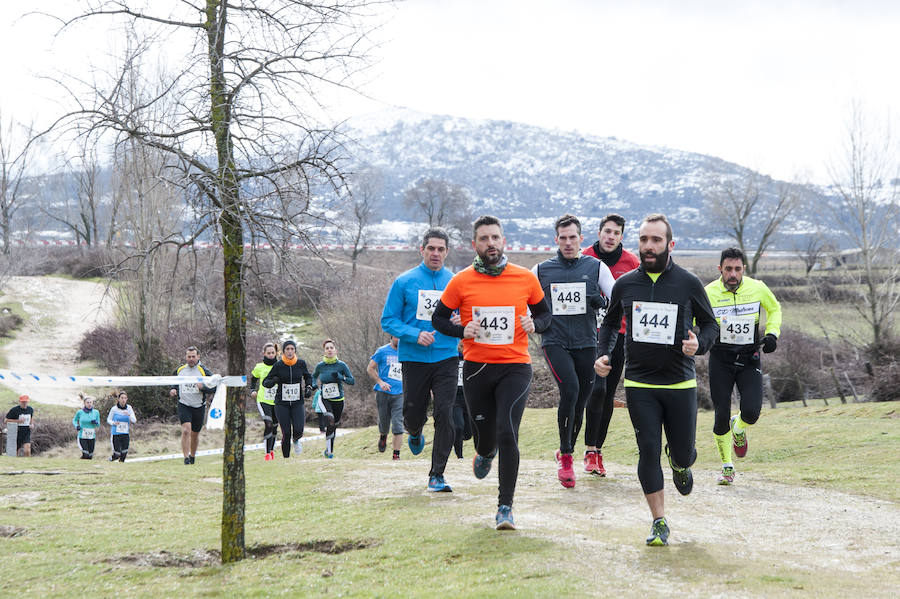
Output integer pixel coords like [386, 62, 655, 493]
[783, 301, 873, 343]
[2, 402, 898, 598]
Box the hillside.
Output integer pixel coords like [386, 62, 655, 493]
[14, 109, 836, 249]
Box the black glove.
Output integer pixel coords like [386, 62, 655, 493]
[304, 385, 313, 398]
[588, 293, 609, 310]
[762, 334, 777, 353]
[330, 372, 341, 382]
[76, 426, 81, 432]
[266, 375, 280, 386]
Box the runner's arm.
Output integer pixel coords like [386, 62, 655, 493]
[597, 280, 624, 355]
[432, 300, 465, 338]
[380, 279, 423, 344]
[527, 298, 552, 333]
[366, 359, 382, 383]
[262, 365, 280, 388]
[759, 281, 783, 338]
[596, 262, 616, 299]
[340, 364, 355, 386]
[690, 278, 719, 355]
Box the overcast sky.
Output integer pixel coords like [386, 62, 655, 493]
[2, 1, 897, 183]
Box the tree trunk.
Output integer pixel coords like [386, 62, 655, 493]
[207, 0, 246, 563]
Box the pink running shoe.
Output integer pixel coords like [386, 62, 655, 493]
[556, 450, 575, 488]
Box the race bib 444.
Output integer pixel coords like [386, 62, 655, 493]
[632, 302, 678, 345]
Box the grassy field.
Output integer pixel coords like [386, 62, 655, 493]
[2, 401, 898, 598]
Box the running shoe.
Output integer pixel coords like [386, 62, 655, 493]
[293, 438, 303, 456]
[427, 475, 453, 492]
[717, 465, 735, 485]
[322, 450, 334, 459]
[392, 452, 400, 461]
[473, 451, 495, 479]
[731, 415, 748, 458]
[183, 457, 190, 465]
[189, 455, 195, 464]
[583, 450, 597, 474]
[665, 444, 693, 496]
[646, 517, 669, 546]
[556, 450, 575, 488]
[408, 432, 426, 455]
[595, 452, 607, 477]
[264, 451, 273, 462]
[495, 504, 516, 530]
[378, 435, 387, 453]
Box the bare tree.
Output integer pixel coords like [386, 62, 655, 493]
[47, 0, 381, 562]
[40, 138, 112, 247]
[826, 103, 900, 353]
[0, 110, 36, 254]
[403, 177, 473, 244]
[794, 235, 831, 275]
[341, 167, 382, 277]
[705, 172, 803, 274]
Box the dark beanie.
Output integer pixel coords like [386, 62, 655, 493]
[282, 340, 297, 350]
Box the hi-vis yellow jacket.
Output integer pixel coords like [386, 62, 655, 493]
[704, 276, 782, 352]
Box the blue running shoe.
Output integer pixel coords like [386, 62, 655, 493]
[646, 517, 669, 546]
[408, 433, 426, 455]
[495, 505, 516, 530]
[473, 452, 496, 479]
[322, 450, 334, 459]
[427, 475, 452, 492]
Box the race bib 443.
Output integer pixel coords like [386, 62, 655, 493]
[473, 306, 515, 345]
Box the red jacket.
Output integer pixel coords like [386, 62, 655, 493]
[583, 242, 640, 333]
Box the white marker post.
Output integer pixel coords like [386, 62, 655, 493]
[4, 423, 18, 457]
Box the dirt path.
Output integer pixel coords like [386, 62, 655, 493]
[1, 276, 116, 407]
[351, 455, 900, 596]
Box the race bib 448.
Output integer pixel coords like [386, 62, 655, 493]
[551, 282, 586, 315]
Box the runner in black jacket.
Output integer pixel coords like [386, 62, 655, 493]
[262, 340, 314, 458]
[595, 214, 718, 547]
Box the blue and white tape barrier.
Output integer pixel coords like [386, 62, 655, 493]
[0, 370, 246, 388]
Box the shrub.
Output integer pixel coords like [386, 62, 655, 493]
[316, 271, 395, 427]
[78, 326, 134, 373]
[870, 361, 900, 402]
[766, 328, 827, 402]
[29, 416, 78, 456]
[0, 308, 23, 338]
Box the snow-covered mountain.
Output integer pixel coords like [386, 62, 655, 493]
[344, 109, 829, 247]
[14, 108, 833, 250]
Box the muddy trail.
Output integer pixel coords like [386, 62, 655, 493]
[1, 276, 116, 406]
[349, 453, 900, 597]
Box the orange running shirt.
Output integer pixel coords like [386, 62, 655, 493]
[439, 263, 545, 364]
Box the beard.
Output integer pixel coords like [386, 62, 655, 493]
[478, 247, 504, 266]
[640, 247, 669, 273]
[724, 276, 741, 291]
